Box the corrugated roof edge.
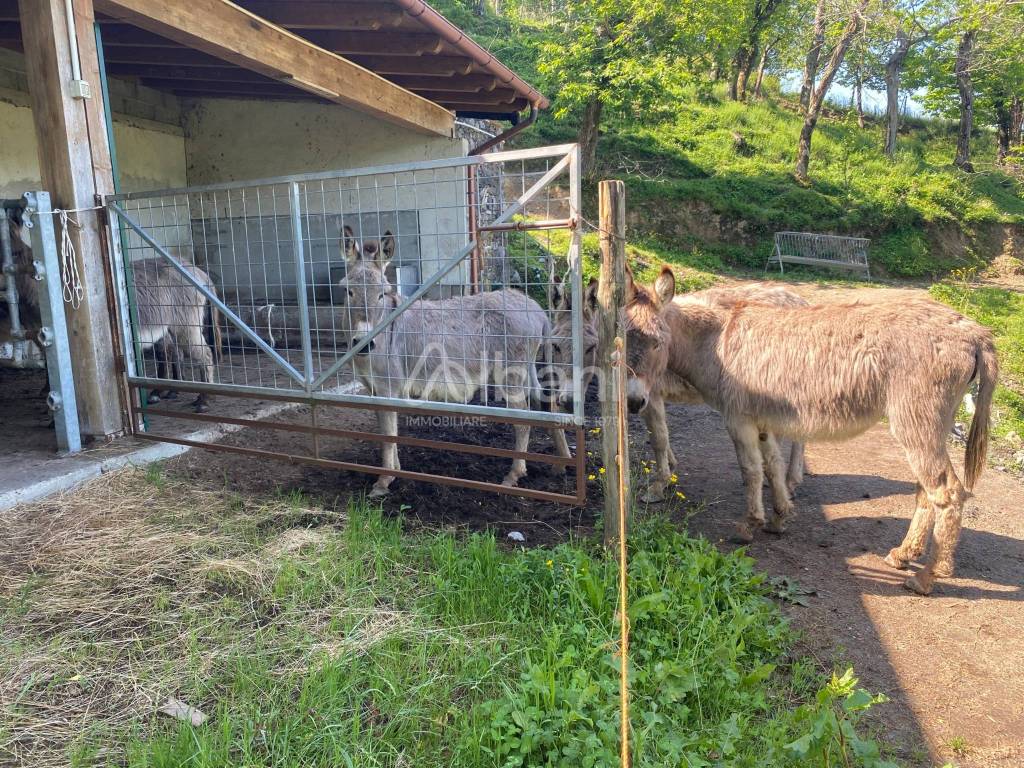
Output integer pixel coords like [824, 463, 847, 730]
[392, 0, 550, 112]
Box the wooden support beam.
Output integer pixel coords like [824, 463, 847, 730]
[94, 0, 454, 136]
[99, 45, 234, 66]
[387, 73, 499, 92]
[597, 179, 630, 545]
[19, 0, 124, 438]
[300, 30, 445, 56]
[233, 1, 408, 30]
[415, 88, 517, 104]
[105, 62, 271, 82]
[141, 78, 303, 95]
[346, 53, 476, 76]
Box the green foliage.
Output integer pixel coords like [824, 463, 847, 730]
[8, 477, 896, 767]
[785, 669, 898, 768]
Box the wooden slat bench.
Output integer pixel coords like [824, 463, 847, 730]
[767, 231, 871, 278]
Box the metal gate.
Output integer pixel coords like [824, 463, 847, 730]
[105, 144, 586, 503]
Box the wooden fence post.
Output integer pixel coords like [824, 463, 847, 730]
[597, 179, 630, 545]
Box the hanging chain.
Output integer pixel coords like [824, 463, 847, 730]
[49, 206, 102, 310]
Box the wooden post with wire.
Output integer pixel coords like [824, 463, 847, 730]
[597, 179, 631, 546]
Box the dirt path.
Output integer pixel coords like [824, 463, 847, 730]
[662, 405, 1024, 768]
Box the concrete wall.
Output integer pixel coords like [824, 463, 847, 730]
[182, 98, 469, 300]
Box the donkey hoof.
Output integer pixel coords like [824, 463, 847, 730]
[933, 562, 954, 579]
[884, 549, 909, 570]
[146, 393, 161, 404]
[903, 573, 933, 596]
[764, 516, 788, 535]
[368, 485, 390, 499]
[193, 403, 210, 414]
[501, 474, 523, 488]
[165, 391, 180, 401]
[731, 523, 756, 545]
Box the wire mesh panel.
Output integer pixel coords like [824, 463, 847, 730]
[768, 231, 871, 277]
[107, 145, 584, 428]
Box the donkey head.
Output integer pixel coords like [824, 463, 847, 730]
[550, 275, 599, 411]
[337, 227, 397, 351]
[623, 265, 675, 414]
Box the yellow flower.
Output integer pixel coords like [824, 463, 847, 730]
[589, 427, 601, 435]
[643, 467, 651, 474]
[598, 467, 606, 475]
[670, 474, 679, 483]
[587, 474, 596, 481]
[546, 559, 553, 568]
[676, 491, 686, 500]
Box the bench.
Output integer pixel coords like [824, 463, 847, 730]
[767, 231, 871, 278]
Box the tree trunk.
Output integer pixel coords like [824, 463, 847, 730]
[578, 98, 603, 180]
[854, 76, 865, 128]
[795, 0, 868, 182]
[995, 97, 1012, 164]
[953, 29, 975, 172]
[1011, 96, 1023, 150]
[753, 44, 770, 99]
[884, 33, 911, 158]
[734, 41, 758, 102]
[799, 0, 827, 113]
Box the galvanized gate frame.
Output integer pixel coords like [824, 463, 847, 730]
[105, 144, 587, 504]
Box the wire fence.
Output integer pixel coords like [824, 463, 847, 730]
[107, 144, 584, 426]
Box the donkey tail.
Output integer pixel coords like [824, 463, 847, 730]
[965, 337, 998, 491]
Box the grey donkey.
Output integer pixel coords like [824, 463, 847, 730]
[337, 228, 571, 497]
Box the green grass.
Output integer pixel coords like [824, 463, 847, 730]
[0, 469, 897, 768]
[522, 90, 1024, 280]
[930, 281, 1024, 453]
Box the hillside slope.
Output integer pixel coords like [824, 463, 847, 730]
[522, 91, 1024, 278]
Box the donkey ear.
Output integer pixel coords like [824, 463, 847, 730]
[381, 230, 396, 263]
[552, 274, 567, 309]
[342, 225, 360, 263]
[654, 266, 676, 305]
[584, 278, 599, 316]
[624, 263, 637, 302]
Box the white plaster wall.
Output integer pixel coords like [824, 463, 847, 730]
[182, 98, 469, 295]
[0, 96, 187, 198]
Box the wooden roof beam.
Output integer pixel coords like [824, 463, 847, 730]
[386, 73, 500, 92]
[233, 1, 409, 31]
[93, 0, 454, 136]
[345, 54, 476, 76]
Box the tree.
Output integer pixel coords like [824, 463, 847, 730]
[730, 0, 787, 100]
[795, 0, 872, 181]
[953, 27, 976, 170]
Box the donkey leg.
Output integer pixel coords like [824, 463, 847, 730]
[884, 484, 934, 570]
[370, 409, 400, 498]
[640, 395, 672, 503]
[546, 426, 572, 475]
[905, 469, 964, 594]
[726, 420, 766, 543]
[786, 441, 805, 493]
[760, 433, 794, 534]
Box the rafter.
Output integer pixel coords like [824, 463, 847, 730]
[93, 0, 453, 135]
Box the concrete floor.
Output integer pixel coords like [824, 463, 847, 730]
[0, 365, 359, 511]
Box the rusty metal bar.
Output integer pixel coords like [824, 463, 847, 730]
[477, 218, 574, 233]
[136, 405, 575, 466]
[131, 432, 583, 505]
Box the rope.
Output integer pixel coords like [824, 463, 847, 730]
[612, 335, 631, 768]
[54, 208, 86, 309]
[580, 214, 629, 243]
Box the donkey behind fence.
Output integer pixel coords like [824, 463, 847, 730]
[7, 211, 222, 412]
[337, 228, 572, 497]
[548, 276, 807, 502]
[623, 266, 997, 595]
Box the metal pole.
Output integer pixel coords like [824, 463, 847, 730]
[24, 191, 82, 453]
[289, 182, 314, 391]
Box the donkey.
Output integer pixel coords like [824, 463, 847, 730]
[623, 266, 997, 595]
[6, 209, 222, 412]
[549, 275, 807, 502]
[337, 228, 571, 497]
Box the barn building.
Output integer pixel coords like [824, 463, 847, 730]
[0, 0, 553, 507]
